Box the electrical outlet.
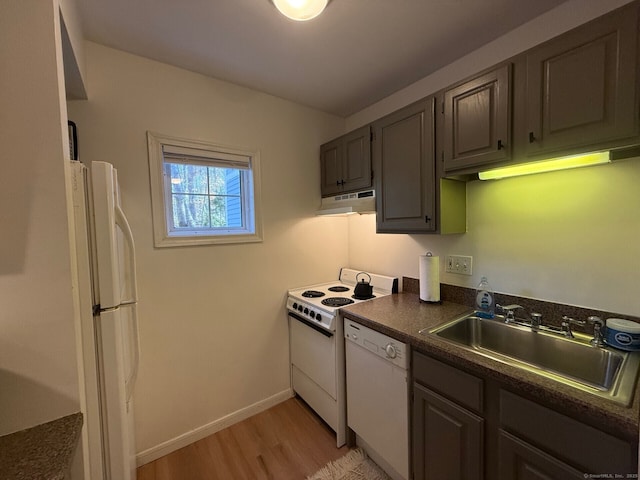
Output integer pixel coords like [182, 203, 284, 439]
[445, 255, 473, 275]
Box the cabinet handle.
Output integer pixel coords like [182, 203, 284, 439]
[336, 180, 341, 187]
[529, 132, 536, 143]
[497, 140, 504, 150]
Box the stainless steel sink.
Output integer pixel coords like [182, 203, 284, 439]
[424, 313, 640, 406]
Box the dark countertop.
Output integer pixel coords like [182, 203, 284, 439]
[341, 292, 640, 441]
[0, 413, 83, 480]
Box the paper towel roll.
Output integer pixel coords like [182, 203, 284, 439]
[419, 252, 440, 303]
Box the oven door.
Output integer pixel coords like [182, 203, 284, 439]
[288, 312, 336, 399]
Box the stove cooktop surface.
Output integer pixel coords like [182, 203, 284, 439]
[286, 269, 397, 331]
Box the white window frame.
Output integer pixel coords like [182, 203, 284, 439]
[147, 131, 263, 247]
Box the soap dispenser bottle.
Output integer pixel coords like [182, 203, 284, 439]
[476, 276, 495, 318]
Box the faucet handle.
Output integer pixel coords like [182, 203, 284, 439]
[498, 304, 523, 323]
[587, 316, 605, 347]
[498, 304, 523, 312]
[587, 316, 604, 327]
[561, 315, 585, 338]
[562, 315, 586, 326]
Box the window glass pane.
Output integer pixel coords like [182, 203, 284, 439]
[171, 193, 210, 228]
[210, 196, 226, 227]
[207, 167, 241, 195]
[149, 131, 261, 245]
[225, 195, 243, 227]
[169, 163, 208, 194]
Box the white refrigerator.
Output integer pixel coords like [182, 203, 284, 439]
[71, 160, 140, 480]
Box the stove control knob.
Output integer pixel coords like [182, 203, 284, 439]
[384, 343, 398, 359]
[292, 302, 298, 310]
[304, 308, 309, 315]
[298, 305, 303, 312]
[316, 314, 322, 322]
[309, 311, 315, 319]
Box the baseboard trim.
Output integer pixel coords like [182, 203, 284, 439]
[136, 388, 294, 466]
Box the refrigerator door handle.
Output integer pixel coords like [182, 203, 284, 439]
[114, 204, 138, 305]
[114, 203, 140, 402]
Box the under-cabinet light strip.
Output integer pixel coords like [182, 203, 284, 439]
[478, 152, 611, 180]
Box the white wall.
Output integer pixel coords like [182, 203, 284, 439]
[60, 0, 87, 100]
[346, 0, 640, 317]
[0, 0, 80, 434]
[67, 42, 347, 457]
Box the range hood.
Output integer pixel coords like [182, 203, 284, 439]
[316, 189, 376, 216]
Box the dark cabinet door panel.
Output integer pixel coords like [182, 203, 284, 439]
[413, 383, 483, 480]
[320, 141, 342, 196]
[498, 431, 584, 480]
[374, 98, 436, 232]
[343, 126, 371, 192]
[443, 64, 511, 172]
[526, 4, 638, 156]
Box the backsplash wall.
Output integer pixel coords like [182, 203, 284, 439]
[347, 158, 640, 318]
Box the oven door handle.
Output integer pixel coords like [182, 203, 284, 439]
[288, 312, 334, 338]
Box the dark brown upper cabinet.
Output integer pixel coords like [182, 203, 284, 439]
[373, 97, 437, 233]
[523, 3, 639, 158]
[320, 125, 372, 197]
[443, 64, 512, 173]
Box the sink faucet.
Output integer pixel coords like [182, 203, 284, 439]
[561, 315, 586, 338]
[588, 316, 605, 347]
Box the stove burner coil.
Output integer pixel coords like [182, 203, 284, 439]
[302, 290, 325, 298]
[328, 286, 350, 292]
[322, 297, 355, 307]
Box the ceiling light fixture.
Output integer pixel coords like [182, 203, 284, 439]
[271, 0, 329, 21]
[478, 151, 611, 180]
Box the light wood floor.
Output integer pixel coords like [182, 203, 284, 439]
[136, 397, 349, 480]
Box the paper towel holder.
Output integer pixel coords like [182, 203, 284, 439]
[419, 251, 442, 304]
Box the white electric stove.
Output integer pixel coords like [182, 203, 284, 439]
[286, 268, 398, 447]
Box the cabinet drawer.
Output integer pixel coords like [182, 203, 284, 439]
[413, 351, 483, 413]
[500, 390, 635, 474]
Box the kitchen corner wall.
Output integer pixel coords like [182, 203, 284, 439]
[67, 42, 348, 457]
[0, 0, 80, 435]
[346, 0, 640, 318]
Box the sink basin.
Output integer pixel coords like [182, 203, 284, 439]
[425, 314, 640, 406]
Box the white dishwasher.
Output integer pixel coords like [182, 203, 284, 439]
[345, 319, 409, 480]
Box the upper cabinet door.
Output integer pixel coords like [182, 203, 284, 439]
[443, 64, 512, 173]
[320, 125, 371, 197]
[342, 126, 372, 192]
[320, 139, 342, 196]
[525, 4, 639, 157]
[373, 97, 436, 233]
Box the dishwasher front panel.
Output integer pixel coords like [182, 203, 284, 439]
[345, 323, 409, 480]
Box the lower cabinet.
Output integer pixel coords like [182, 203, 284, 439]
[413, 383, 483, 480]
[498, 430, 583, 480]
[412, 350, 638, 480]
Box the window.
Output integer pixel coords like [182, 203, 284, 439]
[147, 132, 262, 247]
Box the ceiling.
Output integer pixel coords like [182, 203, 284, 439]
[78, 0, 570, 117]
